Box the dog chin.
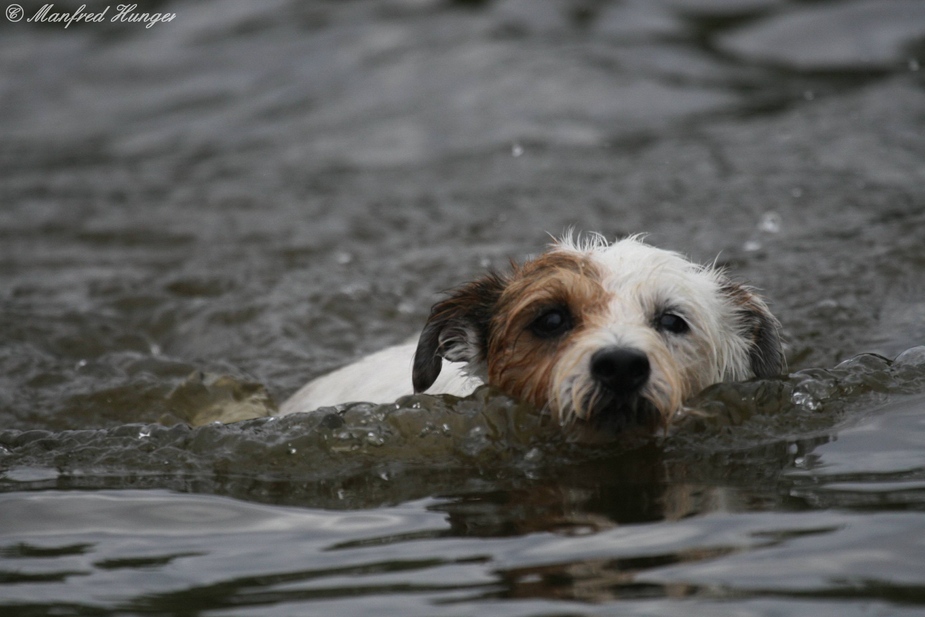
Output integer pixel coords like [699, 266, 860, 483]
[566, 391, 663, 434]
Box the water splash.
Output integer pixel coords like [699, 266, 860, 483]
[2, 349, 924, 508]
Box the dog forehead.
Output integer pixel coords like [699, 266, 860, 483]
[552, 237, 724, 322]
[575, 238, 712, 287]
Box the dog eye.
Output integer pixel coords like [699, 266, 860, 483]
[656, 312, 689, 335]
[529, 307, 573, 339]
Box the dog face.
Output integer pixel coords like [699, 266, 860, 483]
[413, 235, 783, 431]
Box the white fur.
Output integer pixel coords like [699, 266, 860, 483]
[279, 343, 479, 415]
[563, 233, 754, 381]
[546, 235, 756, 425]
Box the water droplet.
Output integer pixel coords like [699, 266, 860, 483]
[792, 391, 820, 411]
[758, 211, 782, 234]
[288, 446, 297, 455]
[803, 91, 815, 101]
[365, 431, 384, 446]
[75, 359, 88, 370]
[334, 251, 353, 265]
[337, 489, 346, 500]
[790, 187, 803, 199]
[909, 58, 920, 72]
[138, 427, 152, 439]
[743, 239, 761, 252]
[511, 143, 524, 157]
[340, 282, 367, 296]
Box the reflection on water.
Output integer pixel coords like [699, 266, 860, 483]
[2, 0, 925, 614]
[2, 363, 925, 612]
[3, 388, 925, 612]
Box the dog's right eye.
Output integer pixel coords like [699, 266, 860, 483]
[656, 311, 690, 335]
[529, 307, 573, 339]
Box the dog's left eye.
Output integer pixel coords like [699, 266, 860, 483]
[656, 312, 689, 335]
[529, 307, 573, 339]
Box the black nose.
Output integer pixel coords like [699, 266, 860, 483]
[590, 348, 650, 394]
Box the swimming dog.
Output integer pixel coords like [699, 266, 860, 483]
[280, 234, 783, 431]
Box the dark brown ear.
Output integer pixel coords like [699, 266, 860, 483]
[721, 281, 785, 378]
[412, 272, 506, 393]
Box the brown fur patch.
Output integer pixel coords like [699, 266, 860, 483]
[485, 251, 609, 410]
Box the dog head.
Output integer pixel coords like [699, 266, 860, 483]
[413, 234, 784, 431]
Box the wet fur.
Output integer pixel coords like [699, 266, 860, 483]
[411, 234, 783, 430]
[283, 234, 784, 431]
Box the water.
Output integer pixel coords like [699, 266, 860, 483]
[2, 0, 925, 614]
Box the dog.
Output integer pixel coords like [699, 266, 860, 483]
[280, 234, 784, 432]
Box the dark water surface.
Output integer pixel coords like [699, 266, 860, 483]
[2, 0, 925, 615]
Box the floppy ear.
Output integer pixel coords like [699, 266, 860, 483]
[721, 281, 785, 378]
[412, 272, 506, 393]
